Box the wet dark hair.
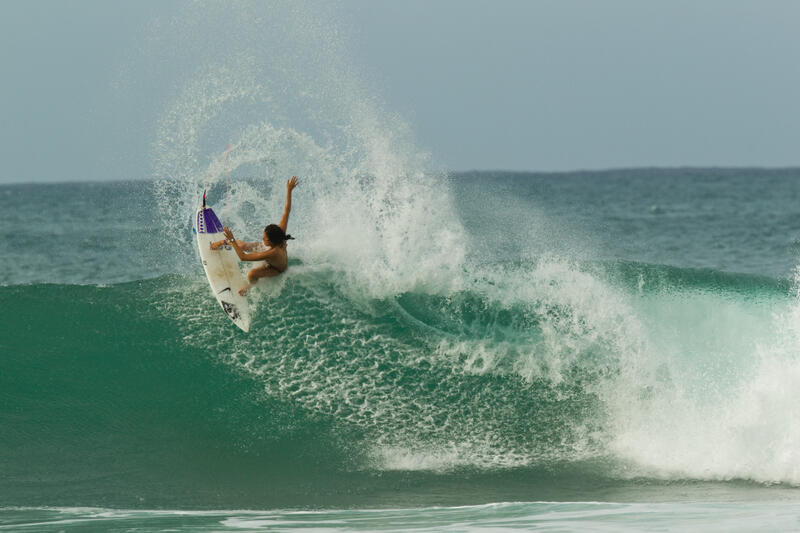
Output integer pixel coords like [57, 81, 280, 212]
[264, 224, 294, 246]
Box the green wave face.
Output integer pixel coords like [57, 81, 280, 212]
[3, 259, 798, 507]
[1, 279, 355, 507]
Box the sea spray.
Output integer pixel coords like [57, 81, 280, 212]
[151, 1, 467, 298]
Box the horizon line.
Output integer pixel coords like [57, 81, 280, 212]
[3, 165, 800, 186]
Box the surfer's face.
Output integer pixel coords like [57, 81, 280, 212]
[263, 231, 272, 246]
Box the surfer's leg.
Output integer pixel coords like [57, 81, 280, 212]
[239, 265, 281, 295]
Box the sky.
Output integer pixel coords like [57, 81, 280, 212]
[1, 0, 800, 183]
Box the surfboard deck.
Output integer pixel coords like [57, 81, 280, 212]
[194, 206, 251, 332]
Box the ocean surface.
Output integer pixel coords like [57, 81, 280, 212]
[4, 169, 800, 531]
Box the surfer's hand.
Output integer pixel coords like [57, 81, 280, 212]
[287, 176, 298, 191]
[223, 227, 235, 242]
[210, 240, 222, 250]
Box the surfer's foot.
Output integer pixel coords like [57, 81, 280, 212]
[238, 286, 249, 296]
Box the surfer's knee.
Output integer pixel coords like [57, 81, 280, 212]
[248, 265, 280, 282]
[247, 268, 263, 282]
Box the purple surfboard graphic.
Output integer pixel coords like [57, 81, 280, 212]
[196, 207, 224, 234]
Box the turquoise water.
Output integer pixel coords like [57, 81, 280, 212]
[4, 170, 800, 530]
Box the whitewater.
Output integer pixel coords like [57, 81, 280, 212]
[3, 1, 800, 530]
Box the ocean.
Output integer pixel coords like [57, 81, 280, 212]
[4, 169, 800, 531]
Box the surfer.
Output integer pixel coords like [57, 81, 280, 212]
[210, 176, 298, 295]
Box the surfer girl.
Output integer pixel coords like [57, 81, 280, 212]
[210, 176, 298, 295]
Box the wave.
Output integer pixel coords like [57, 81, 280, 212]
[4, 259, 800, 501]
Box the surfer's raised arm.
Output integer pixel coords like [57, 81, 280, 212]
[280, 176, 298, 232]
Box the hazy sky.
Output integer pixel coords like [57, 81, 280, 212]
[2, 1, 800, 183]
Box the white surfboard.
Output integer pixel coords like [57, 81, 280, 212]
[194, 202, 251, 332]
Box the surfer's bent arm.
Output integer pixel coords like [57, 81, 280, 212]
[209, 238, 260, 251]
[231, 244, 278, 262]
[223, 227, 277, 261]
[279, 176, 298, 232]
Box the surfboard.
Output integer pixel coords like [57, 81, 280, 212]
[194, 202, 251, 332]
